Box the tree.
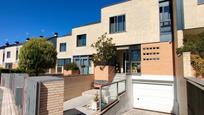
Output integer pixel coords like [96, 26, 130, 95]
[19, 38, 57, 76]
[91, 33, 116, 66]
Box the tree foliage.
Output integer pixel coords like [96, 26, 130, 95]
[177, 32, 204, 78]
[177, 32, 204, 56]
[91, 33, 116, 66]
[19, 38, 57, 76]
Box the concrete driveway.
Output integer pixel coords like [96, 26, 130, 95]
[0, 89, 3, 114]
[122, 109, 173, 115]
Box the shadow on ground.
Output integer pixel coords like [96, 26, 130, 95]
[64, 108, 86, 115]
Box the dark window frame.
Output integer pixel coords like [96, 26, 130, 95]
[57, 58, 71, 66]
[59, 43, 67, 52]
[109, 15, 126, 34]
[198, 0, 204, 5]
[77, 34, 87, 47]
[7, 51, 11, 58]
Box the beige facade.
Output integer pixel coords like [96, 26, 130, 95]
[0, 44, 21, 69]
[183, 0, 204, 29]
[57, 0, 161, 57]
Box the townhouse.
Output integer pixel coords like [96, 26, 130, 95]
[0, 42, 22, 69]
[175, 0, 204, 115]
[0, 34, 58, 69]
[57, 0, 175, 113]
[57, 0, 174, 76]
[0, 0, 203, 114]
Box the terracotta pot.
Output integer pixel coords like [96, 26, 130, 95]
[94, 65, 115, 82]
[63, 70, 80, 76]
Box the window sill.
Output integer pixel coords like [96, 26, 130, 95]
[109, 31, 126, 35]
[76, 46, 86, 47]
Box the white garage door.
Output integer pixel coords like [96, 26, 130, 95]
[133, 78, 174, 113]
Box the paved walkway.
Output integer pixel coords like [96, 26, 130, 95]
[122, 109, 172, 115]
[0, 87, 18, 115]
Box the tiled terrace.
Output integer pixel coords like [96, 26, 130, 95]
[0, 87, 18, 115]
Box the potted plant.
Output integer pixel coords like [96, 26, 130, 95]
[91, 33, 116, 82]
[64, 63, 80, 76]
[91, 93, 99, 111]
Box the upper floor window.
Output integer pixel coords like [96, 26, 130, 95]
[3, 52, 5, 62]
[77, 34, 86, 47]
[198, 0, 204, 4]
[7, 51, 11, 58]
[16, 49, 19, 60]
[60, 43, 66, 52]
[110, 15, 126, 34]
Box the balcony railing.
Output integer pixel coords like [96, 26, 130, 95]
[99, 80, 126, 111]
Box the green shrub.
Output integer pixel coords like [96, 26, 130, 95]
[177, 32, 204, 78]
[0, 68, 25, 74]
[64, 63, 79, 71]
[191, 55, 204, 77]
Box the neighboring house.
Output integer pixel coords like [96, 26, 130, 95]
[175, 0, 204, 115]
[0, 33, 58, 70]
[0, 42, 22, 69]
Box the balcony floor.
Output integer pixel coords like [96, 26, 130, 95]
[122, 109, 173, 115]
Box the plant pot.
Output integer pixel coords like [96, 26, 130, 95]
[63, 70, 80, 76]
[91, 100, 99, 111]
[94, 65, 115, 82]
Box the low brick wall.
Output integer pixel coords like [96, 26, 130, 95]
[40, 80, 64, 115]
[64, 75, 94, 101]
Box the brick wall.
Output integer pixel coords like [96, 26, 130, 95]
[64, 75, 94, 101]
[39, 80, 64, 115]
[141, 42, 174, 75]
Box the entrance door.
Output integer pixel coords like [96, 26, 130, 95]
[73, 56, 90, 75]
[81, 57, 89, 75]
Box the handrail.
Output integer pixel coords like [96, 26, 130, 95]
[185, 77, 204, 91]
[101, 79, 126, 87]
[99, 79, 126, 111]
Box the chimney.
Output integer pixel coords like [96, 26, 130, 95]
[26, 38, 30, 41]
[54, 32, 58, 37]
[15, 41, 19, 44]
[5, 42, 9, 46]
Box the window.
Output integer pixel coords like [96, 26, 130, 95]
[110, 15, 126, 33]
[5, 63, 12, 69]
[16, 49, 18, 60]
[57, 58, 71, 66]
[198, 0, 204, 4]
[164, 6, 170, 13]
[60, 43, 66, 52]
[77, 34, 86, 47]
[3, 52, 5, 62]
[7, 51, 11, 58]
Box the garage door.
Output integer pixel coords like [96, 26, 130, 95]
[133, 79, 174, 113]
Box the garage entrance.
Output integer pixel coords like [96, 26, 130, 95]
[133, 76, 174, 113]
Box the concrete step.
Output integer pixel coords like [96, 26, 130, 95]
[82, 89, 99, 97]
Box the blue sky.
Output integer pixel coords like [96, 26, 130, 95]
[0, 0, 122, 46]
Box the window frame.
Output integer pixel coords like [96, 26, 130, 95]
[198, 0, 204, 5]
[109, 14, 126, 34]
[57, 58, 71, 66]
[59, 43, 67, 52]
[7, 51, 11, 58]
[77, 34, 87, 47]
